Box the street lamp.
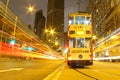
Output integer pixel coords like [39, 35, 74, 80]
[26, 4, 35, 14]
[45, 29, 48, 33]
[93, 35, 97, 40]
[25, 4, 36, 32]
[50, 29, 55, 43]
[44, 29, 48, 41]
[44, 28, 55, 43]
[50, 29, 55, 35]
[55, 41, 58, 45]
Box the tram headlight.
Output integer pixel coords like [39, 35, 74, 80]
[68, 55, 72, 60]
[68, 56, 72, 60]
[77, 31, 84, 35]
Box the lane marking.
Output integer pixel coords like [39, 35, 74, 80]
[43, 64, 65, 80]
[0, 68, 24, 72]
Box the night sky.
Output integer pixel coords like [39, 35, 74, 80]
[1, 0, 48, 30]
[1, 0, 88, 31]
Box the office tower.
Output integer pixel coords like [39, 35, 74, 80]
[47, 0, 64, 47]
[88, 0, 120, 39]
[88, 0, 120, 57]
[34, 9, 45, 38]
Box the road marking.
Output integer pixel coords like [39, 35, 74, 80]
[0, 68, 24, 72]
[43, 64, 65, 80]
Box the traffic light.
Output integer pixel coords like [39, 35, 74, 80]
[9, 39, 16, 45]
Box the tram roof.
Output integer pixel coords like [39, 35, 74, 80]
[69, 12, 91, 16]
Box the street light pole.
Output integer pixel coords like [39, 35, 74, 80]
[13, 16, 17, 37]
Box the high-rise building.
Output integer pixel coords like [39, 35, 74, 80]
[88, 0, 120, 57]
[34, 10, 45, 38]
[47, 0, 64, 47]
[88, 0, 120, 39]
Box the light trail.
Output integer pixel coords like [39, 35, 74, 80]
[0, 68, 24, 73]
[93, 56, 120, 60]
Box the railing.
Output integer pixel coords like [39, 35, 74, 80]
[0, 0, 38, 39]
[93, 28, 120, 60]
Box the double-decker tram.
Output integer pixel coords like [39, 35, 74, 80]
[67, 12, 93, 67]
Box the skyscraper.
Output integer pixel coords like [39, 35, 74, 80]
[34, 9, 45, 38]
[88, 0, 120, 58]
[47, 0, 64, 47]
[88, 0, 120, 39]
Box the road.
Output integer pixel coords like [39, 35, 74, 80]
[0, 57, 64, 80]
[44, 61, 120, 80]
[58, 61, 120, 80]
[0, 57, 120, 80]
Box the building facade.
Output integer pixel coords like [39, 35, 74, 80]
[34, 10, 45, 39]
[88, 0, 120, 58]
[88, 0, 120, 39]
[47, 0, 64, 48]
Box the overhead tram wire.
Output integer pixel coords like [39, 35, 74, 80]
[78, 0, 81, 12]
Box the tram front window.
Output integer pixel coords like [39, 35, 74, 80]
[85, 17, 91, 25]
[75, 16, 85, 25]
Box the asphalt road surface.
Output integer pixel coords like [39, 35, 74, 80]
[0, 57, 120, 80]
[0, 57, 64, 80]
